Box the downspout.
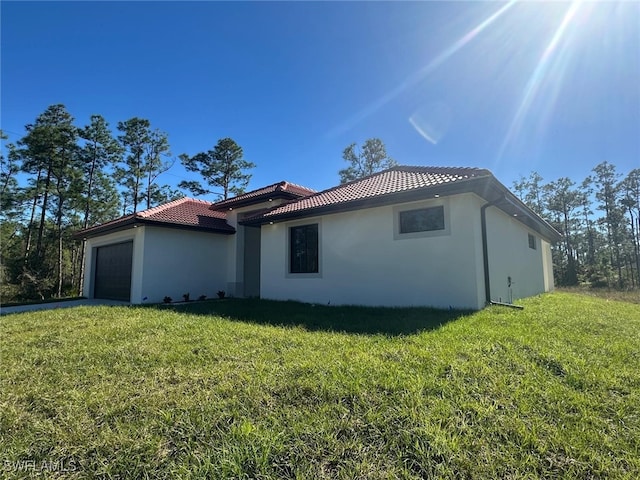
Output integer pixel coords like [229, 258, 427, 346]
[481, 199, 499, 306]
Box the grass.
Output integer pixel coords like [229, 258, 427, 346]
[0, 296, 86, 309]
[163, 298, 467, 335]
[1, 293, 639, 479]
[558, 286, 640, 304]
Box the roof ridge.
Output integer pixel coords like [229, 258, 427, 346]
[210, 180, 317, 210]
[210, 181, 287, 207]
[392, 165, 491, 174]
[282, 180, 316, 192]
[137, 197, 212, 218]
[274, 166, 416, 206]
[136, 197, 190, 218]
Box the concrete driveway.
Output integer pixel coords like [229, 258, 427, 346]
[1, 299, 129, 315]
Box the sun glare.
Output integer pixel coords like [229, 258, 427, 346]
[326, 0, 635, 162]
[327, 1, 518, 138]
[497, 1, 585, 161]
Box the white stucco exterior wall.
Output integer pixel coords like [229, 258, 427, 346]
[542, 239, 555, 292]
[81, 192, 556, 308]
[225, 200, 288, 297]
[83, 225, 230, 304]
[82, 227, 145, 302]
[260, 194, 485, 310]
[140, 226, 229, 304]
[484, 207, 549, 303]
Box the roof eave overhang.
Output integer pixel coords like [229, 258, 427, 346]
[74, 217, 236, 240]
[485, 181, 562, 243]
[241, 178, 484, 226]
[210, 191, 306, 212]
[242, 176, 561, 243]
[72, 217, 137, 239]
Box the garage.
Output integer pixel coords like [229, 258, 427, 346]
[94, 241, 133, 301]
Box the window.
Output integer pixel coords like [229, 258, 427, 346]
[528, 233, 537, 250]
[290, 224, 318, 273]
[399, 206, 445, 234]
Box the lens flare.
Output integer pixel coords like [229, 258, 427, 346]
[327, 1, 518, 138]
[409, 101, 453, 145]
[497, 1, 583, 160]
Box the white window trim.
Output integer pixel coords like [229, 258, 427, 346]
[393, 199, 451, 240]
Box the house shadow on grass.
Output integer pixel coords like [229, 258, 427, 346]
[159, 298, 472, 336]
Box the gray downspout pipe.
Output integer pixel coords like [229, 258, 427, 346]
[481, 199, 500, 306]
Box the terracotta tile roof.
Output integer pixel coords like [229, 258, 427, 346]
[251, 166, 491, 221]
[77, 197, 234, 238]
[210, 181, 316, 211]
[137, 197, 233, 230]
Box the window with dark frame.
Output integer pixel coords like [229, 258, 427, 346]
[399, 206, 445, 234]
[528, 233, 537, 250]
[290, 224, 319, 273]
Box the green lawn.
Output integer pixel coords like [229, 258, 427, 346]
[1, 293, 639, 479]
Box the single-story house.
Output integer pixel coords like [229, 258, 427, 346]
[76, 166, 560, 310]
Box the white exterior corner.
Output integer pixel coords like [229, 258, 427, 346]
[484, 206, 554, 304]
[83, 225, 228, 304]
[82, 226, 145, 303]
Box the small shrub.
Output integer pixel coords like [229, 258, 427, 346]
[183, 293, 190, 302]
[163, 296, 172, 304]
[217, 290, 226, 299]
[198, 294, 207, 301]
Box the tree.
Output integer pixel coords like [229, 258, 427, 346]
[10, 104, 80, 298]
[0, 131, 16, 201]
[116, 118, 150, 213]
[150, 185, 185, 205]
[179, 137, 255, 200]
[578, 178, 596, 265]
[620, 169, 640, 286]
[78, 115, 122, 229]
[51, 147, 82, 297]
[116, 118, 172, 213]
[0, 131, 23, 227]
[77, 115, 122, 292]
[513, 172, 546, 217]
[142, 129, 172, 210]
[338, 138, 397, 184]
[17, 105, 78, 263]
[0, 131, 25, 300]
[543, 177, 581, 285]
[592, 161, 625, 288]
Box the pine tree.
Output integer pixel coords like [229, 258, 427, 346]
[179, 137, 255, 200]
[338, 138, 397, 184]
[592, 161, 625, 288]
[117, 118, 172, 212]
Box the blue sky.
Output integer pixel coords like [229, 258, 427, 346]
[2, 1, 639, 199]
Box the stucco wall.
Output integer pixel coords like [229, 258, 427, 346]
[484, 207, 548, 303]
[226, 200, 281, 297]
[82, 227, 145, 302]
[542, 239, 555, 292]
[260, 194, 484, 309]
[140, 226, 229, 304]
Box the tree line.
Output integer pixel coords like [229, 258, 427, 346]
[1, 104, 253, 302]
[513, 163, 639, 289]
[1, 104, 636, 302]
